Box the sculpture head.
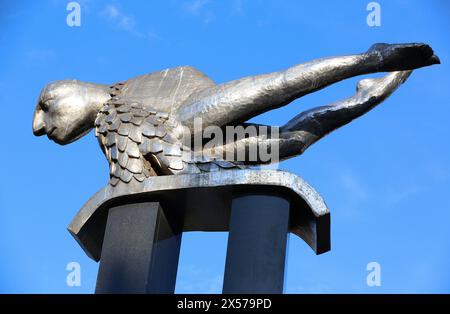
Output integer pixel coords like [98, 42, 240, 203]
[32, 80, 110, 145]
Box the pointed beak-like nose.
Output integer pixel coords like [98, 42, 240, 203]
[32, 104, 46, 136]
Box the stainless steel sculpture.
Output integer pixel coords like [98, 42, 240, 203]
[32, 43, 439, 293]
[33, 43, 439, 186]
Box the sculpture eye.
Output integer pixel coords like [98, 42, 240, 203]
[40, 99, 51, 112]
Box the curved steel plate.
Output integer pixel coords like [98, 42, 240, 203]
[68, 169, 331, 261]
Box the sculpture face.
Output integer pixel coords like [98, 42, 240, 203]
[33, 81, 106, 145]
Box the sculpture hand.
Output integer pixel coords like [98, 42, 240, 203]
[367, 43, 440, 72]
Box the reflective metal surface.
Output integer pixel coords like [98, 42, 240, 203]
[32, 43, 439, 185]
[31, 42, 440, 261]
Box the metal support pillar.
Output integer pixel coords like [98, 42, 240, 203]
[95, 202, 182, 293]
[223, 194, 290, 294]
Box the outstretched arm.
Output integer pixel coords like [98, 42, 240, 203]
[203, 70, 413, 164]
[174, 43, 438, 131]
[279, 70, 412, 158]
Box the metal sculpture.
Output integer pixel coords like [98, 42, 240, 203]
[33, 43, 439, 186]
[32, 43, 440, 294]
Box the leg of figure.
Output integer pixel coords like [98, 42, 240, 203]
[175, 44, 438, 130]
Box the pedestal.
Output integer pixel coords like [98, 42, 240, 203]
[68, 170, 331, 294]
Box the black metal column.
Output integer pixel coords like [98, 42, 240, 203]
[222, 194, 290, 294]
[95, 202, 182, 293]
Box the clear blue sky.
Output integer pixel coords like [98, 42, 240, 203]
[0, 0, 449, 293]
